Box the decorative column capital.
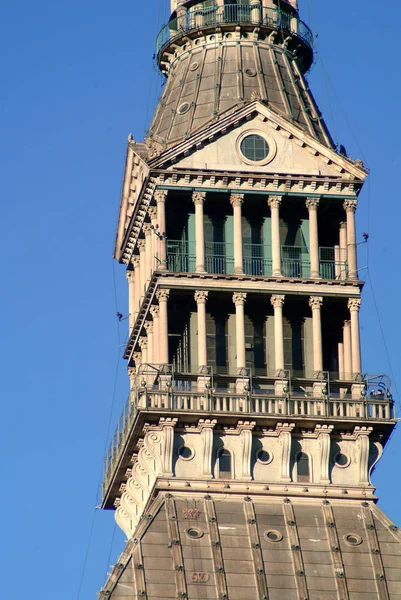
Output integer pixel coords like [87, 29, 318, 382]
[156, 288, 170, 302]
[154, 189, 168, 204]
[150, 305, 159, 319]
[271, 294, 285, 309]
[127, 366, 136, 378]
[192, 191, 206, 205]
[306, 197, 320, 210]
[133, 254, 141, 267]
[143, 222, 152, 236]
[148, 206, 157, 220]
[339, 220, 347, 230]
[230, 193, 244, 208]
[133, 351, 142, 364]
[348, 298, 362, 312]
[268, 195, 282, 209]
[232, 292, 247, 306]
[309, 296, 323, 310]
[144, 320, 154, 334]
[126, 270, 135, 283]
[137, 239, 146, 251]
[343, 199, 357, 213]
[139, 337, 148, 350]
[195, 290, 209, 304]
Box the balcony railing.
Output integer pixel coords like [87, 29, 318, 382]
[156, 3, 313, 56]
[166, 240, 346, 280]
[102, 368, 394, 496]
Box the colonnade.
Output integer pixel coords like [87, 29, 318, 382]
[126, 189, 358, 328]
[133, 287, 362, 380]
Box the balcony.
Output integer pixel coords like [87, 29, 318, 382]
[166, 240, 347, 280]
[102, 368, 395, 498]
[156, 3, 313, 57]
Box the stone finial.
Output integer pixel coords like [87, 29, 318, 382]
[309, 296, 323, 310]
[305, 197, 320, 210]
[230, 193, 245, 207]
[271, 294, 285, 309]
[343, 199, 357, 213]
[232, 292, 247, 306]
[195, 290, 209, 304]
[192, 191, 207, 205]
[268, 195, 282, 209]
[348, 298, 362, 312]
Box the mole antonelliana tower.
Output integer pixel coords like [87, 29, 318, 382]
[99, 1, 400, 598]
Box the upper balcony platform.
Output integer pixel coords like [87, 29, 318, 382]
[156, 2, 314, 72]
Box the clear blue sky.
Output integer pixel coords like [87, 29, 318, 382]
[1, 1, 400, 598]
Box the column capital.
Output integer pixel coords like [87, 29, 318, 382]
[348, 298, 362, 312]
[126, 270, 135, 283]
[143, 222, 152, 236]
[192, 191, 207, 205]
[343, 199, 357, 213]
[133, 254, 140, 267]
[339, 220, 347, 230]
[133, 351, 142, 364]
[154, 189, 168, 204]
[233, 292, 247, 306]
[144, 320, 154, 334]
[271, 294, 285, 309]
[148, 206, 157, 220]
[137, 239, 146, 251]
[195, 290, 209, 304]
[127, 367, 136, 378]
[309, 296, 323, 309]
[343, 319, 351, 326]
[156, 288, 170, 302]
[150, 305, 159, 318]
[230, 193, 244, 207]
[139, 337, 148, 350]
[268, 195, 282, 209]
[306, 197, 320, 210]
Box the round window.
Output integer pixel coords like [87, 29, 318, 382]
[190, 62, 199, 71]
[265, 530, 283, 543]
[178, 445, 194, 460]
[185, 527, 204, 539]
[256, 448, 273, 465]
[244, 68, 257, 78]
[240, 134, 269, 162]
[334, 452, 350, 468]
[177, 102, 191, 115]
[344, 533, 362, 546]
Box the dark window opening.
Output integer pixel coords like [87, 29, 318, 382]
[297, 452, 310, 482]
[219, 449, 232, 479]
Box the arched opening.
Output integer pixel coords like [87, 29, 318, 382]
[296, 452, 310, 482]
[218, 448, 232, 479]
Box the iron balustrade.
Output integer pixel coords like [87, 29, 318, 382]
[156, 3, 313, 56]
[102, 368, 394, 497]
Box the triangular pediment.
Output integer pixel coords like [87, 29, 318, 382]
[149, 101, 367, 182]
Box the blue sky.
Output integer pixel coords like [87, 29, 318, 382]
[1, 1, 400, 598]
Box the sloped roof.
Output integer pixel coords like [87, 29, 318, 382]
[102, 493, 401, 599]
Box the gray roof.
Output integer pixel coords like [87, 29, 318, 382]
[148, 41, 334, 151]
[102, 493, 401, 599]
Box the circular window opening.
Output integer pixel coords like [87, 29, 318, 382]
[344, 533, 362, 546]
[190, 62, 199, 71]
[186, 527, 204, 539]
[240, 134, 269, 162]
[265, 530, 283, 543]
[256, 448, 273, 465]
[177, 102, 191, 115]
[178, 445, 194, 460]
[244, 68, 257, 78]
[334, 452, 350, 468]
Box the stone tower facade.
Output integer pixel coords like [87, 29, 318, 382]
[99, 2, 400, 598]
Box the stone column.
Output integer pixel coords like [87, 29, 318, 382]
[144, 223, 153, 282]
[195, 290, 208, 368]
[344, 200, 358, 280]
[155, 190, 168, 270]
[233, 292, 247, 371]
[126, 270, 135, 330]
[238, 421, 255, 481]
[150, 306, 159, 365]
[270, 295, 285, 372]
[339, 221, 347, 280]
[306, 197, 320, 279]
[250, 0, 261, 23]
[343, 320, 352, 379]
[144, 321, 154, 364]
[133, 255, 141, 315]
[348, 298, 362, 375]
[316, 424, 333, 484]
[133, 350, 142, 369]
[268, 195, 282, 277]
[230, 194, 244, 275]
[193, 192, 206, 273]
[338, 341, 344, 380]
[276, 423, 294, 482]
[148, 206, 157, 272]
[309, 296, 323, 373]
[199, 419, 216, 478]
[156, 289, 170, 364]
[139, 337, 148, 364]
[138, 239, 146, 296]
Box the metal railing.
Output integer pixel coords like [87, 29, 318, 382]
[102, 368, 394, 495]
[156, 3, 313, 55]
